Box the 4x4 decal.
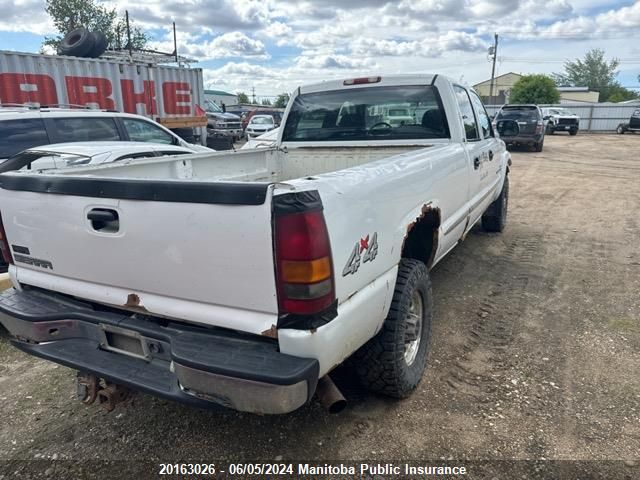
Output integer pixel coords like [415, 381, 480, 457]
[342, 232, 378, 276]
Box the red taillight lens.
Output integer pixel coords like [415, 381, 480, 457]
[275, 210, 335, 315]
[0, 212, 13, 265]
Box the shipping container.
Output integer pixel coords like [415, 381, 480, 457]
[0, 50, 207, 136]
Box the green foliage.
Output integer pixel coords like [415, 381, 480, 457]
[509, 75, 560, 104]
[260, 98, 272, 106]
[607, 85, 639, 103]
[552, 49, 637, 102]
[236, 92, 250, 104]
[274, 93, 290, 108]
[43, 0, 147, 51]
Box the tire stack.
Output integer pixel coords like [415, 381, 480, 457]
[57, 28, 108, 58]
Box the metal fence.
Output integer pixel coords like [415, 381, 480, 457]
[484, 103, 640, 133]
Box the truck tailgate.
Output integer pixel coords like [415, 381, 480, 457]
[0, 178, 278, 335]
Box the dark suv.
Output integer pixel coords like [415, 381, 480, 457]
[493, 104, 545, 152]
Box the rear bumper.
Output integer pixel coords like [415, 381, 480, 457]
[0, 288, 319, 414]
[501, 133, 544, 144]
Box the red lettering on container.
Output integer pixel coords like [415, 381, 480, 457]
[65, 76, 115, 109]
[121, 79, 157, 115]
[0, 73, 58, 106]
[162, 82, 191, 115]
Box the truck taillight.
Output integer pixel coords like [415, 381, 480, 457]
[0, 212, 13, 265]
[536, 121, 544, 134]
[275, 210, 335, 316]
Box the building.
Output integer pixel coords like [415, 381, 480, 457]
[556, 87, 600, 104]
[203, 89, 238, 108]
[473, 73, 599, 104]
[473, 72, 522, 105]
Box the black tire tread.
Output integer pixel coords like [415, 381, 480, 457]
[482, 175, 509, 232]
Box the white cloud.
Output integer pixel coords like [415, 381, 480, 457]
[149, 31, 268, 60]
[0, 0, 53, 35]
[295, 54, 375, 69]
[352, 31, 487, 58]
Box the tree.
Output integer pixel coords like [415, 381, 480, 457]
[274, 93, 290, 108]
[607, 85, 639, 103]
[261, 98, 272, 106]
[509, 75, 560, 104]
[43, 0, 147, 52]
[553, 49, 637, 102]
[236, 92, 250, 104]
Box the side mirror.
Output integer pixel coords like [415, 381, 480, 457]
[543, 115, 550, 121]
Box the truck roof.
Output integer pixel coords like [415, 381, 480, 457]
[298, 74, 441, 94]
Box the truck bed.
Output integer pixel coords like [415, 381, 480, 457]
[50, 145, 432, 183]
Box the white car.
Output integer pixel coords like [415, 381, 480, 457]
[240, 127, 280, 149]
[245, 114, 276, 139]
[0, 142, 199, 173]
[0, 107, 212, 161]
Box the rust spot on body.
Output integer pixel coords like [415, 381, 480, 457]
[261, 324, 278, 338]
[402, 203, 441, 269]
[125, 293, 140, 307]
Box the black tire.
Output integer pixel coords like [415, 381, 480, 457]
[534, 140, 544, 152]
[353, 258, 432, 398]
[58, 28, 95, 57]
[569, 129, 578, 136]
[170, 127, 196, 143]
[206, 136, 234, 150]
[482, 175, 509, 232]
[87, 31, 108, 58]
[545, 124, 554, 135]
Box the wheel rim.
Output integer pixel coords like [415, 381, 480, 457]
[404, 290, 423, 366]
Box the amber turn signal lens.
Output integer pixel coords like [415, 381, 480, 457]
[281, 257, 332, 284]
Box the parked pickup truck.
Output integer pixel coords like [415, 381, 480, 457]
[0, 75, 510, 415]
[542, 107, 580, 135]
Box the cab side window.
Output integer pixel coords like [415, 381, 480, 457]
[122, 119, 174, 144]
[469, 91, 494, 138]
[453, 86, 479, 141]
[51, 117, 120, 142]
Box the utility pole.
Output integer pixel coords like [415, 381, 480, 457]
[252, 86, 256, 105]
[488, 33, 499, 104]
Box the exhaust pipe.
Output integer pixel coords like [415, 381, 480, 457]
[315, 375, 347, 414]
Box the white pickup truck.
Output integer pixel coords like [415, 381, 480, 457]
[0, 75, 510, 414]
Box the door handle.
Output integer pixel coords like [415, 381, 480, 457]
[87, 208, 119, 233]
[473, 157, 480, 170]
[489, 150, 494, 161]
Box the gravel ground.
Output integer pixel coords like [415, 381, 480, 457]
[1, 134, 639, 479]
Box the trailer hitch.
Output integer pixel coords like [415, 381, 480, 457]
[76, 372, 133, 412]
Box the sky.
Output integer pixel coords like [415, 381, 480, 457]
[0, 0, 639, 99]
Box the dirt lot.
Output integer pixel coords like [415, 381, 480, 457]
[1, 134, 639, 478]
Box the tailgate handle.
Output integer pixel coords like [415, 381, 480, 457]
[88, 209, 119, 233]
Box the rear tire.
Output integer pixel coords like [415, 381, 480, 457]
[482, 176, 509, 232]
[569, 129, 578, 136]
[534, 140, 544, 152]
[353, 258, 432, 398]
[617, 125, 625, 134]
